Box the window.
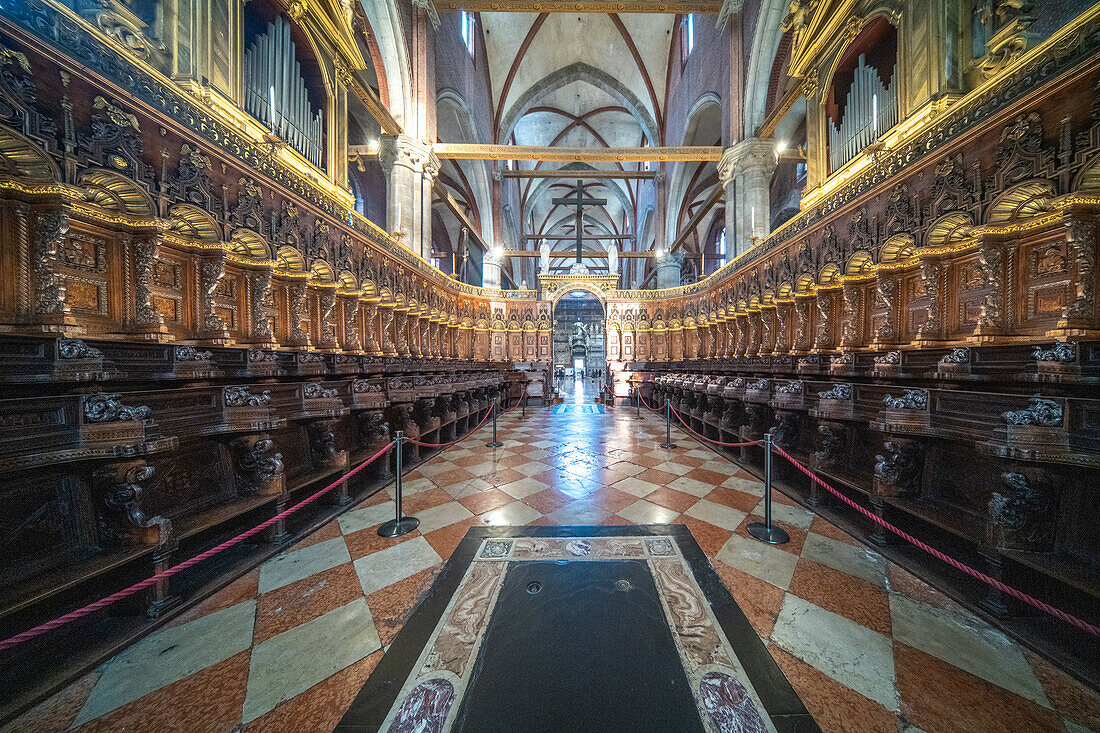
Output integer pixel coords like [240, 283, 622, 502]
[717, 228, 726, 260]
[461, 11, 476, 56]
[681, 14, 695, 64]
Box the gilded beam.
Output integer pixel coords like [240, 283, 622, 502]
[502, 170, 657, 179]
[434, 1, 721, 12]
[432, 144, 723, 162]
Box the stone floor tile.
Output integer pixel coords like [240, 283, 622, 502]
[616, 499, 679, 525]
[801, 532, 886, 587]
[337, 502, 396, 536]
[478, 500, 542, 526]
[684, 498, 747, 531]
[716, 534, 799, 590]
[787, 558, 892, 636]
[772, 594, 898, 711]
[889, 594, 1050, 707]
[74, 600, 256, 726]
[253, 563, 364, 646]
[241, 599, 380, 724]
[412, 501, 474, 534]
[352, 536, 441, 596]
[546, 501, 611, 525]
[456, 488, 514, 515]
[644, 486, 699, 513]
[257, 538, 352, 595]
[497, 476, 548, 499]
[667, 474, 719, 497]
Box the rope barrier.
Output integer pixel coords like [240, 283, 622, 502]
[404, 401, 497, 448]
[669, 404, 763, 448]
[0, 440, 396, 652]
[773, 443, 1100, 638]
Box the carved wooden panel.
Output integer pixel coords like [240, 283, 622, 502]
[0, 473, 95, 587]
[146, 438, 235, 518]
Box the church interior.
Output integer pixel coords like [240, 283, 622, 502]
[0, 0, 1098, 730]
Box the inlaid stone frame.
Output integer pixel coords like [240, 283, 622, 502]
[337, 525, 816, 733]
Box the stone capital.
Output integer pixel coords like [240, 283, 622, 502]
[718, 138, 778, 184]
[379, 135, 440, 179]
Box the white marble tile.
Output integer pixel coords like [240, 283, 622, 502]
[890, 594, 1051, 707]
[511, 461, 549, 477]
[759, 500, 814, 529]
[241, 598, 380, 723]
[414, 501, 474, 534]
[75, 600, 256, 725]
[655, 461, 694, 476]
[684, 448, 713, 458]
[416, 460, 457, 477]
[478, 500, 542, 526]
[668, 475, 718, 497]
[461, 461, 498, 476]
[498, 477, 547, 499]
[684, 499, 747, 531]
[608, 461, 646, 476]
[337, 502, 397, 535]
[258, 537, 351, 594]
[353, 536, 441, 596]
[617, 499, 680, 525]
[612, 476, 661, 498]
[396, 476, 437, 496]
[699, 460, 737, 475]
[773, 594, 898, 711]
[801, 532, 886, 586]
[715, 534, 799, 590]
[546, 502, 610, 525]
[722, 476, 765, 496]
[444, 478, 495, 499]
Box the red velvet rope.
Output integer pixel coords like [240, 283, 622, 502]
[0, 441, 396, 652]
[773, 443, 1100, 638]
[404, 400, 499, 448]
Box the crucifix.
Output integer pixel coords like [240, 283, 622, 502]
[551, 181, 607, 265]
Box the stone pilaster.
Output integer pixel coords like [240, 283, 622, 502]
[378, 135, 440, 261]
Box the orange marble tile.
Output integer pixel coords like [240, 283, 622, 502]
[482, 468, 526, 486]
[672, 454, 706, 467]
[526, 515, 560, 526]
[366, 565, 442, 647]
[587, 487, 638, 514]
[72, 650, 251, 733]
[636, 468, 679, 485]
[885, 564, 972, 617]
[767, 645, 898, 733]
[423, 517, 479, 559]
[522, 488, 574, 514]
[2, 671, 99, 733]
[449, 454, 486, 468]
[895, 642, 1062, 733]
[402, 488, 454, 513]
[288, 519, 343, 551]
[685, 467, 729, 485]
[1026, 650, 1100, 729]
[711, 561, 785, 639]
[253, 563, 364, 645]
[703, 486, 761, 513]
[457, 488, 513, 515]
[679, 515, 734, 557]
[629, 454, 666, 468]
[342, 524, 419, 561]
[496, 453, 533, 468]
[646, 487, 699, 513]
[166, 569, 260, 629]
[809, 515, 860, 545]
[243, 649, 384, 733]
[787, 558, 892, 636]
[430, 467, 476, 487]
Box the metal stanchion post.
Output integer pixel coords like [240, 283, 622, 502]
[522, 393, 527, 419]
[378, 432, 419, 537]
[748, 431, 789, 545]
[634, 387, 641, 419]
[660, 399, 677, 449]
[486, 398, 503, 448]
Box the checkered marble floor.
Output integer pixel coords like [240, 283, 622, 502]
[8, 397, 1099, 732]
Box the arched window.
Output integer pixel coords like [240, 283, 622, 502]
[826, 18, 898, 174]
[461, 12, 477, 57]
[681, 14, 696, 66]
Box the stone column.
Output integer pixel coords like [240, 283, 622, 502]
[655, 250, 684, 289]
[378, 135, 440, 261]
[718, 138, 777, 258]
[483, 247, 503, 289]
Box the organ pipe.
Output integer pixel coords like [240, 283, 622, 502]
[244, 16, 325, 169]
[828, 54, 897, 174]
